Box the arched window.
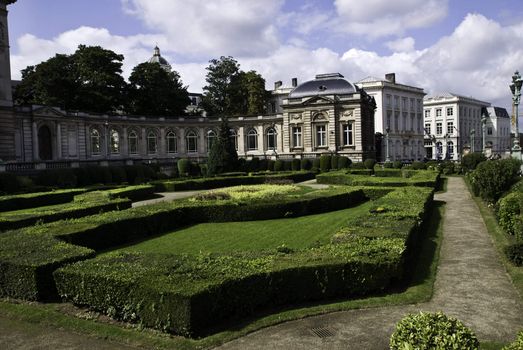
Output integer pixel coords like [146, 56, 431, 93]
[167, 131, 177, 154]
[128, 130, 138, 155]
[247, 128, 258, 151]
[206, 129, 217, 151]
[266, 127, 277, 150]
[229, 129, 238, 151]
[90, 128, 101, 155]
[186, 130, 198, 153]
[147, 131, 158, 154]
[436, 141, 443, 159]
[110, 129, 119, 154]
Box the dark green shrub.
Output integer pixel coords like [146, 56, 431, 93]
[383, 161, 393, 168]
[36, 169, 78, 188]
[124, 165, 145, 185]
[0, 189, 85, 212]
[199, 164, 208, 177]
[86, 166, 112, 184]
[267, 159, 275, 171]
[274, 159, 284, 172]
[338, 156, 351, 169]
[392, 160, 403, 169]
[505, 243, 523, 266]
[319, 155, 331, 172]
[498, 192, 523, 239]
[363, 158, 376, 170]
[300, 158, 311, 170]
[331, 155, 339, 170]
[177, 159, 191, 176]
[109, 166, 127, 183]
[283, 160, 292, 171]
[258, 158, 268, 171]
[189, 162, 201, 177]
[503, 330, 523, 350]
[351, 162, 365, 169]
[291, 158, 301, 171]
[390, 312, 479, 350]
[0, 173, 20, 193]
[462, 153, 487, 172]
[312, 158, 320, 170]
[469, 159, 521, 203]
[411, 161, 426, 170]
[142, 165, 157, 181]
[441, 161, 455, 175]
[249, 157, 260, 172]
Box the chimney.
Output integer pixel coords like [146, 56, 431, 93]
[274, 81, 282, 89]
[291, 77, 298, 87]
[385, 73, 396, 84]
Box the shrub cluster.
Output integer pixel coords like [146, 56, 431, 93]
[503, 330, 523, 350]
[462, 152, 487, 172]
[390, 312, 479, 350]
[468, 158, 521, 203]
[0, 189, 85, 212]
[498, 192, 523, 240]
[317, 170, 440, 188]
[105, 184, 155, 201]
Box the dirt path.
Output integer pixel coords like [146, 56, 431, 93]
[215, 177, 523, 349]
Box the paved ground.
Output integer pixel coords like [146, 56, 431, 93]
[1, 177, 522, 349]
[132, 190, 201, 207]
[216, 177, 523, 349]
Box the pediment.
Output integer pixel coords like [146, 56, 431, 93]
[301, 95, 335, 106]
[33, 106, 65, 117]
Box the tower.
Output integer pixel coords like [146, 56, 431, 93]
[0, 0, 16, 160]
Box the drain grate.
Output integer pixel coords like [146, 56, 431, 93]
[310, 327, 335, 338]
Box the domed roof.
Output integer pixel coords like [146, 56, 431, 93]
[147, 46, 171, 72]
[288, 73, 358, 99]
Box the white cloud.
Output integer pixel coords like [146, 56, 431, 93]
[386, 37, 415, 52]
[121, 0, 283, 57]
[333, 0, 448, 38]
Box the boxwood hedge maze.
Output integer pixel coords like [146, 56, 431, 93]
[0, 170, 440, 337]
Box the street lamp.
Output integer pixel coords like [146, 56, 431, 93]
[385, 127, 391, 162]
[481, 112, 488, 153]
[510, 70, 522, 158]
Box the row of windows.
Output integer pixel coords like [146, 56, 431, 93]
[291, 123, 354, 148]
[89, 128, 279, 156]
[386, 113, 423, 132]
[424, 107, 454, 118]
[424, 121, 456, 136]
[385, 95, 423, 112]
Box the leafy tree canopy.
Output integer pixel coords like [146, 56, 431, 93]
[127, 62, 190, 116]
[14, 45, 126, 114]
[201, 56, 268, 117]
[206, 118, 238, 175]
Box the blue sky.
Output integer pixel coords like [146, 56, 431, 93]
[6, 0, 523, 111]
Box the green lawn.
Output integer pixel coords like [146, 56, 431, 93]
[117, 200, 376, 255]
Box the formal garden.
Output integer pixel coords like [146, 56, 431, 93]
[2, 152, 523, 349]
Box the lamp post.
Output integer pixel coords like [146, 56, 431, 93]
[470, 129, 475, 153]
[510, 71, 522, 159]
[481, 113, 488, 153]
[104, 121, 109, 159]
[385, 127, 391, 162]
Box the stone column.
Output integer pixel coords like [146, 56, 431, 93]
[56, 122, 62, 159]
[32, 121, 39, 161]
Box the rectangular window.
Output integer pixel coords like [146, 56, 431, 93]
[292, 126, 302, 148]
[386, 94, 391, 107]
[410, 113, 415, 131]
[316, 125, 327, 147]
[447, 122, 454, 135]
[425, 123, 431, 135]
[436, 122, 443, 135]
[394, 113, 399, 130]
[343, 123, 354, 146]
[386, 112, 391, 130]
[424, 110, 430, 118]
[447, 107, 453, 116]
[410, 98, 415, 111]
[436, 109, 442, 117]
[394, 96, 399, 109]
[402, 97, 407, 110]
[487, 127, 493, 135]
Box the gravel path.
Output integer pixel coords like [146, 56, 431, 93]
[215, 177, 523, 349]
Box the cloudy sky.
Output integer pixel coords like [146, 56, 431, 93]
[7, 0, 523, 112]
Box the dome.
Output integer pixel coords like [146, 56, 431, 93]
[288, 73, 358, 99]
[147, 46, 172, 72]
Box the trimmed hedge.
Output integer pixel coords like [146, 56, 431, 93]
[0, 192, 132, 231]
[0, 189, 86, 212]
[0, 186, 364, 301]
[105, 184, 156, 201]
[317, 170, 440, 188]
[54, 186, 434, 336]
[151, 172, 315, 192]
[505, 243, 523, 266]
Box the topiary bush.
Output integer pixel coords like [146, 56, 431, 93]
[441, 161, 455, 175]
[312, 158, 321, 172]
[267, 159, 275, 171]
[291, 158, 301, 171]
[462, 152, 487, 172]
[338, 156, 351, 169]
[364, 158, 376, 170]
[300, 158, 311, 171]
[177, 159, 191, 176]
[392, 160, 403, 169]
[274, 159, 284, 172]
[468, 158, 522, 203]
[498, 192, 523, 239]
[331, 155, 339, 170]
[0, 173, 20, 194]
[319, 155, 331, 172]
[411, 161, 426, 170]
[283, 160, 292, 171]
[505, 243, 523, 266]
[383, 161, 393, 168]
[351, 162, 365, 169]
[390, 312, 479, 350]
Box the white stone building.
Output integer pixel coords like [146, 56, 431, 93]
[356, 74, 425, 162]
[423, 93, 493, 160]
[484, 106, 511, 155]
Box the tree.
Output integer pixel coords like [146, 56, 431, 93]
[126, 62, 190, 116]
[201, 56, 268, 117]
[206, 118, 238, 175]
[14, 45, 126, 114]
